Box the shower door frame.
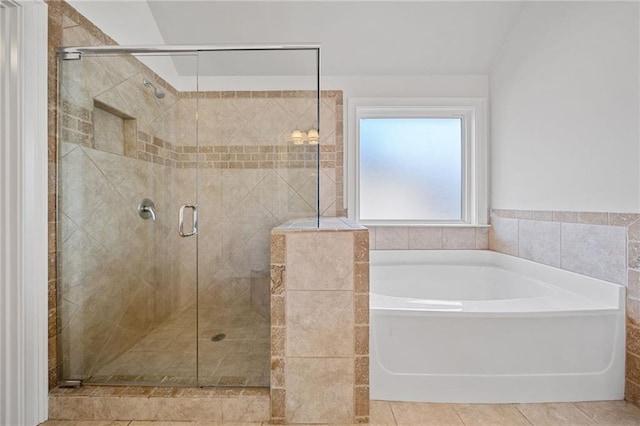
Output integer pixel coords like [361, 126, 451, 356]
[54, 43, 321, 388]
[56, 42, 322, 219]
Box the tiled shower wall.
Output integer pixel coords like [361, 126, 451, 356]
[48, 0, 343, 387]
[489, 209, 640, 404]
[56, 11, 196, 380]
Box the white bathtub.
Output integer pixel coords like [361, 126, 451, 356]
[370, 250, 625, 403]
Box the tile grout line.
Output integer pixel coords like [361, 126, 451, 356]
[388, 401, 400, 425]
[451, 405, 468, 426]
[513, 404, 535, 426]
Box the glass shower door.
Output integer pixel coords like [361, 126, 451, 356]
[195, 49, 320, 387]
[57, 52, 200, 386]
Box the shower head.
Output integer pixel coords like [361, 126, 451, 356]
[142, 78, 165, 99]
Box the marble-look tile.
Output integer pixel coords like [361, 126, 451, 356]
[355, 356, 369, 386]
[575, 400, 640, 426]
[454, 404, 530, 425]
[628, 219, 640, 242]
[368, 227, 377, 250]
[286, 232, 353, 290]
[43, 422, 130, 426]
[475, 228, 489, 250]
[578, 212, 609, 225]
[629, 270, 640, 300]
[271, 326, 285, 357]
[286, 290, 353, 357]
[443, 228, 475, 250]
[270, 233, 285, 264]
[629, 299, 640, 327]
[630, 242, 640, 271]
[354, 230, 370, 262]
[271, 357, 285, 388]
[409, 227, 442, 249]
[515, 210, 534, 220]
[609, 213, 640, 227]
[369, 400, 396, 425]
[628, 324, 640, 355]
[494, 209, 517, 219]
[285, 357, 354, 424]
[270, 388, 286, 420]
[355, 325, 369, 355]
[391, 402, 463, 425]
[89, 397, 156, 421]
[354, 262, 370, 294]
[627, 379, 640, 407]
[533, 211, 554, 221]
[198, 423, 260, 426]
[355, 386, 369, 417]
[488, 216, 518, 256]
[355, 293, 369, 325]
[516, 403, 597, 425]
[271, 295, 285, 326]
[552, 211, 578, 223]
[518, 220, 561, 267]
[628, 352, 640, 384]
[49, 396, 96, 420]
[376, 227, 409, 250]
[93, 107, 124, 155]
[221, 397, 269, 422]
[561, 223, 627, 284]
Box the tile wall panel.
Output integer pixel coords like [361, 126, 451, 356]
[491, 209, 639, 405]
[271, 219, 369, 424]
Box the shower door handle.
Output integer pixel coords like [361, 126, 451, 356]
[179, 204, 198, 237]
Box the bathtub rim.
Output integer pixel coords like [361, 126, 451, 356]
[370, 249, 626, 310]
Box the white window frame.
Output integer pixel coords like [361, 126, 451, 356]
[347, 97, 488, 226]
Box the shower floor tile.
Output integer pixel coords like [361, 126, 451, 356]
[90, 302, 269, 387]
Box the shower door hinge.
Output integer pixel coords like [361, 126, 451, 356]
[59, 379, 82, 388]
[60, 52, 82, 61]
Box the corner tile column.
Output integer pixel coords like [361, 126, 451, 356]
[270, 218, 369, 424]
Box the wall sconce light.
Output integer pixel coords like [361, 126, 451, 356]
[291, 129, 305, 145]
[307, 129, 319, 145]
[290, 129, 320, 145]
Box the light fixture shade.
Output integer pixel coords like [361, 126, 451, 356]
[291, 129, 304, 145]
[307, 128, 319, 144]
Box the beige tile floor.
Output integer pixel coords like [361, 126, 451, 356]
[90, 292, 270, 387]
[42, 399, 640, 425]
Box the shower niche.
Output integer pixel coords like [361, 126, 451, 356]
[56, 47, 321, 388]
[92, 100, 137, 156]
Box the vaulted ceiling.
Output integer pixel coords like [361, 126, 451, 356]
[67, 0, 524, 81]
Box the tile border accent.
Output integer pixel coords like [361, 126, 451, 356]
[270, 231, 287, 424]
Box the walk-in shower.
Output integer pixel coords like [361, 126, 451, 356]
[55, 45, 320, 387]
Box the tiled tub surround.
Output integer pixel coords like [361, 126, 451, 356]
[367, 226, 490, 250]
[270, 218, 369, 424]
[489, 209, 640, 406]
[52, 0, 346, 390]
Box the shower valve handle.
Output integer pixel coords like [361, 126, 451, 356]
[179, 204, 198, 237]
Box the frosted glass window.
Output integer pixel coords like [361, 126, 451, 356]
[359, 118, 462, 221]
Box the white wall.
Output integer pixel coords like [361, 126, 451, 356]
[490, 1, 639, 213]
[327, 75, 488, 99]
